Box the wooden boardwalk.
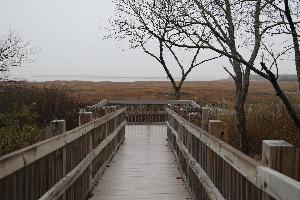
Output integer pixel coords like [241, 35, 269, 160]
[89, 125, 192, 200]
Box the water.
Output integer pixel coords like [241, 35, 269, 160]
[29, 75, 217, 82]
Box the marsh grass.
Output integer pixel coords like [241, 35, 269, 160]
[0, 82, 84, 156]
[1, 80, 299, 158]
[216, 100, 299, 158]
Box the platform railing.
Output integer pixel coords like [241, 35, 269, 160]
[166, 108, 300, 200]
[0, 108, 126, 200]
[82, 99, 200, 125]
[1, 99, 299, 200]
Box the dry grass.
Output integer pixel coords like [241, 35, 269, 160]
[38, 80, 299, 106]
[34, 80, 300, 157]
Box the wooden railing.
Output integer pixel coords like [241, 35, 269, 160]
[166, 108, 300, 200]
[82, 99, 200, 124]
[0, 108, 126, 200]
[3, 99, 299, 200]
[126, 111, 167, 124]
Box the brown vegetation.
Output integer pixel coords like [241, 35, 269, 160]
[1, 80, 299, 158]
[43, 80, 299, 158]
[0, 82, 83, 156]
[42, 80, 298, 105]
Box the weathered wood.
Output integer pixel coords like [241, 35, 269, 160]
[90, 125, 192, 200]
[201, 108, 210, 131]
[46, 120, 66, 138]
[2, 100, 300, 200]
[257, 166, 300, 200]
[39, 121, 126, 200]
[208, 120, 229, 142]
[0, 108, 125, 179]
[262, 140, 296, 179]
[167, 108, 300, 200]
[86, 129, 125, 198]
[126, 111, 167, 124]
[191, 101, 201, 108]
[107, 99, 194, 105]
[167, 108, 259, 183]
[168, 124, 225, 200]
[91, 100, 108, 109]
[79, 112, 93, 126]
[207, 120, 225, 180]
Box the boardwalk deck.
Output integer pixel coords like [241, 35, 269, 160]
[89, 125, 192, 200]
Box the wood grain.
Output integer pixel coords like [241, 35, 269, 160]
[90, 125, 193, 200]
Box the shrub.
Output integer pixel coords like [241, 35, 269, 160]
[0, 106, 45, 156]
[0, 82, 84, 156]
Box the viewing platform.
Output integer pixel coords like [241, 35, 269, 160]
[0, 100, 299, 200]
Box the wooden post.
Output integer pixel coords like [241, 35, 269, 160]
[79, 112, 95, 190]
[46, 120, 66, 138]
[45, 119, 67, 199]
[262, 140, 296, 179]
[188, 113, 193, 123]
[208, 120, 229, 143]
[201, 108, 210, 131]
[79, 112, 93, 126]
[207, 120, 225, 180]
[261, 140, 297, 200]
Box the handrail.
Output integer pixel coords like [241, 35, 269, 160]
[0, 108, 126, 179]
[168, 124, 224, 200]
[167, 108, 259, 181]
[107, 99, 197, 106]
[166, 108, 300, 200]
[39, 121, 126, 200]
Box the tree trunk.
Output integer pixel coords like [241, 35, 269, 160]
[174, 87, 181, 100]
[283, 0, 300, 90]
[234, 87, 249, 154]
[232, 59, 250, 154]
[270, 79, 300, 146]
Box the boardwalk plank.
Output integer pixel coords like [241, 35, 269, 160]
[90, 125, 192, 200]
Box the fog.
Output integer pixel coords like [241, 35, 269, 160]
[0, 0, 296, 81]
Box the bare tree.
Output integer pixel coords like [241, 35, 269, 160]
[147, 0, 261, 153]
[265, 0, 300, 89]
[179, 0, 300, 146]
[133, 0, 300, 152]
[112, 0, 221, 99]
[113, 0, 300, 149]
[0, 31, 37, 80]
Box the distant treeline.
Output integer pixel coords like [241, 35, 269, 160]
[251, 74, 298, 81]
[228, 74, 298, 81]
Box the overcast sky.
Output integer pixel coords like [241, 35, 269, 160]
[0, 0, 297, 81]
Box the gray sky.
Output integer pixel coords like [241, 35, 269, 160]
[0, 0, 297, 81]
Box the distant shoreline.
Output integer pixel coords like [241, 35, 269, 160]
[28, 76, 223, 82]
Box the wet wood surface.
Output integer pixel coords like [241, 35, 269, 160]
[90, 125, 192, 200]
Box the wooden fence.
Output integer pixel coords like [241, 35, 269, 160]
[0, 108, 126, 200]
[166, 108, 300, 200]
[126, 111, 167, 124]
[84, 99, 201, 124]
[2, 99, 299, 200]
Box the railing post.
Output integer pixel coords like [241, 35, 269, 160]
[201, 108, 210, 131]
[188, 113, 193, 123]
[206, 120, 228, 183]
[46, 120, 67, 195]
[261, 140, 297, 200]
[262, 140, 296, 179]
[46, 120, 66, 138]
[78, 112, 95, 192]
[45, 119, 67, 200]
[208, 120, 229, 143]
[79, 112, 93, 126]
[84, 115, 95, 191]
